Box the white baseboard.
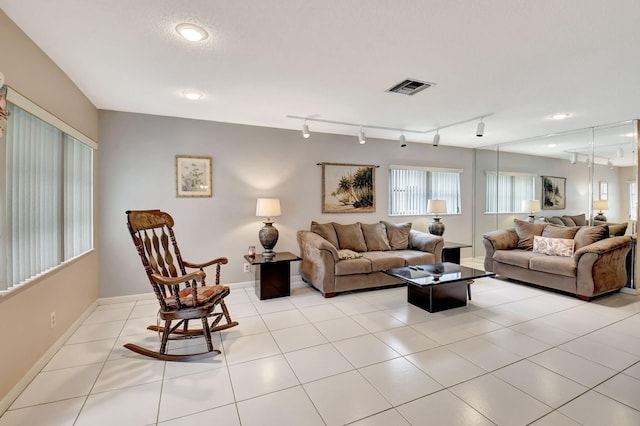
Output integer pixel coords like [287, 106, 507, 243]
[0, 300, 98, 415]
[621, 287, 639, 296]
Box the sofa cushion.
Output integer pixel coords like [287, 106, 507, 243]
[310, 221, 340, 248]
[542, 224, 579, 239]
[361, 251, 405, 271]
[533, 236, 575, 257]
[574, 225, 609, 250]
[382, 221, 412, 250]
[338, 249, 362, 260]
[333, 223, 367, 252]
[360, 222, 392, 251]
[529, 255, 576, 278]
[560, 216, 576, 226]
[493, 249, 538, 268]
[547, 216, 565, 226]
[513, 219, 546, 250]
[393, 250, 436, 266]
[566, 213, 587, 226]
[335, 257, 372, 275]
[608, 222, 628, 237]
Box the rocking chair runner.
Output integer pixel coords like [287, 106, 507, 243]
[125, 209, 238, 361]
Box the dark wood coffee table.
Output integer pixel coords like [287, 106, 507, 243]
[384, 262, 495, 313]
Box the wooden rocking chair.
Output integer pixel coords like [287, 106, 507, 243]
[125, 209, 238, 361]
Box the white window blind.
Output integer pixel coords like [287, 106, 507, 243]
[485, 171, 535, 213]
[3, 102, 94, 290]
[389, 166, 462, 216]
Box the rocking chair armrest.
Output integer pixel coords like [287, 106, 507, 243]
[151, 270, 206, 286]
[183, 257, 229, 270]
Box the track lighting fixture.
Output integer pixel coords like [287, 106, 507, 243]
[607, 160, 613, 169]
[433, 131, 440, 147]
[358, 128, 366, 144]
[617, 146, 624, 158]
[569, 153, 577, 164]
[399, 133, 407, 148]
[476, 119, 485, 137]
[302, 121, 310, 139]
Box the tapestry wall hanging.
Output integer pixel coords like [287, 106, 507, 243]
[321, 162, 376, 213]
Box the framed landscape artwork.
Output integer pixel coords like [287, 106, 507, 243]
[176, 155, 212, 197]
[321, 162, 376, 213]
[542, 176, 566, 210]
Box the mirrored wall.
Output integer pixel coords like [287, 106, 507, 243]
[474, 120, 638, 285]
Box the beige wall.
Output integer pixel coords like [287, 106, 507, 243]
[0, 11, 99, 404]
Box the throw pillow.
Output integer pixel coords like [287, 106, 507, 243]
[333, 223, 367, 252]
[513, 219, 546, 250]
[566, 213, 587, 226]
[533, 236, 575, 257]
[547, 216, 565, 226]
[359, 222, 391, 251]
[560, 216, 577, 227]
[608, 222, 628, 237]
[574, 225, 609, 250]
[542, 224, 580, 239]
[382, 221, 412, 250]
[337, 249, 362, 260]
[310, 221, 339, 248]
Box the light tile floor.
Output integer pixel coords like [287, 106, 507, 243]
[2, 273, 640, 425]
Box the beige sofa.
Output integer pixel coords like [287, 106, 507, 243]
[297, 221, 443, 297]
[483, 219, 632, 300]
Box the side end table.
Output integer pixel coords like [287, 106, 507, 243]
[244, 251, 301, 300]
[442, 242, 472, 264]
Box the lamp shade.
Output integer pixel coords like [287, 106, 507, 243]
[256, 198, 281, 218]
[593, 200, 609, 211]
[427, 199, 447, 215]
[521, 200, 541, 212]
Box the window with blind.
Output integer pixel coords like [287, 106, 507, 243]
[1, 101, 94, 291]
[389, 165, 462, 216]
[485, 171, 536, 213]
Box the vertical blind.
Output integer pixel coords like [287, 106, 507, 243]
[389, 166, 462, 216]
[485, 172, 535, 213]
[3, 103, 94, 290]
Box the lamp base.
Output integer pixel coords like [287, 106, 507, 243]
[594, 212, 607, 222]
[527, 214, 535, 223]
[259, 221, 279, 255]
[428, 217, 445, 236]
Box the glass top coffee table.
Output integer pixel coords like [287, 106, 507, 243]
[384, 262, 495, 313]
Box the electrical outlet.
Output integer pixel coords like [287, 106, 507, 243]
[50, 312, 56, 328]
[243, 263, 252, 273]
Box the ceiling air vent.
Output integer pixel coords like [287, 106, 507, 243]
[386, 79, 434, 96]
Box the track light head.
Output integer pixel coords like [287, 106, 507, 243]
[433, 132, 440, 147]
[617, 146, 624, 158]
[476, 120, 485, 137]
[399, 134, 407, 148]
[569, 153, 577, 164]
[358, 128, 366, 144]
[302, 121, 310, 139]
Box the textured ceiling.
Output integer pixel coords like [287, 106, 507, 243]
[2, 0, 640, 155]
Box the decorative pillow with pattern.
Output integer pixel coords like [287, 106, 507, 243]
[533, 235, 575, 257]
[337, 249, 363, 260]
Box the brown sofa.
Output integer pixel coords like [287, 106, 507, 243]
[483, 219, 632, 300]
[297, 221, 443, 297]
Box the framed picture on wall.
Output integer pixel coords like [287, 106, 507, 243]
[541, 176, 566, 210]
[321, 162, 376, 213]
[176, 155, 212, 197]
[599, 181, 608, 200]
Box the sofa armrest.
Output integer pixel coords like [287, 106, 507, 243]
[297, 230, 339, 295]
[482, 229, 519, 271]
[574, 236, 632, 298]
[409, 229, 444, 262]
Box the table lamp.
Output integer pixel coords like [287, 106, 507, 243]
[593, 200, 609, 222]
[522, 200, 541, 223]
[256, 198, 281, 258]
[427, 199, 447, 236]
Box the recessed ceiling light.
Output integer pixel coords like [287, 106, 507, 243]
[176, 23, 209, 42]
[550, 113, 571, 120]
[182, 90, 203, 100]
[547, 144, 557, 147]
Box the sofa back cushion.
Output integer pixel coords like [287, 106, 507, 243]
[382, 221, 412, 250]
[542, 224, 580, 239]
[547, 216, 565, 226]
[565, 213, 587, 226]
[574, 225, 609, 250]
[333, 223, 367, 252]
[514, 219, 546, 250]
[533, 235, 575, 257]
[360, 222, 391, 251]
[310, 221, 340, 248]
